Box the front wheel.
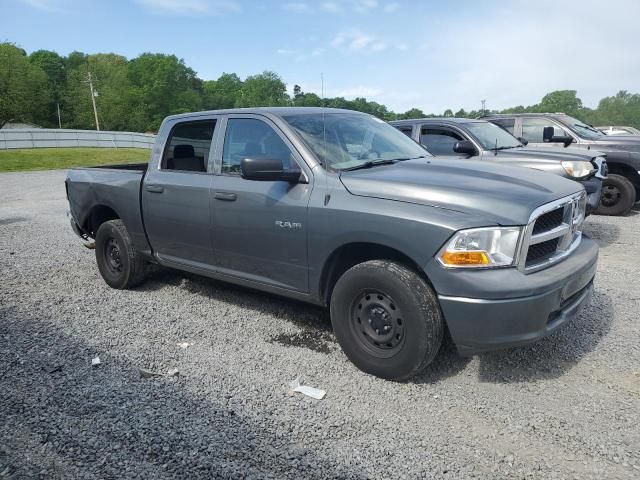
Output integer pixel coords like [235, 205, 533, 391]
[95, 219, 147, 289]
[330, 260, 443, 380]
[595, 174, 635, 216]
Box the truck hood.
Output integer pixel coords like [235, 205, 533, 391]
[589, 135, 640, 153]
[339, 158, 583, 225]
[500, 146, 603, 162]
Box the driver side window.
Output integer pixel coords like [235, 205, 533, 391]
[222, 118, 294, 175]
[419, 127, 463, 156]
[521, 118, 567, 143]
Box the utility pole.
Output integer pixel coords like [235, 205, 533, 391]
[481, 99, 486, 115]
[84, 71, 100, 131]
[56, 102, 62, 128]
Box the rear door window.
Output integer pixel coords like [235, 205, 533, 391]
[162, 120, 216, 172]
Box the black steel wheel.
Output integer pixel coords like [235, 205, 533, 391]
[350, 290, 405, 357]
[330, 260, 443, 381]
[595, 174, 635, 216]
[95, 219, 147, 289]
[103, 238, 124, 275]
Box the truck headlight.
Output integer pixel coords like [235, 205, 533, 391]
[437, 227, 522, 268]
[561, 160, 596, 179]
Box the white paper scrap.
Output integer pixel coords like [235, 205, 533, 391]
[288, 377, 326, 400]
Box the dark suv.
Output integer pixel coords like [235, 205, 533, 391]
[483, 113, 640, 215]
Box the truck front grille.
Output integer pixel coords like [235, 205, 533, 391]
[518, 192, 586, 273]
[526, 237, 560, 264]
[532, 207, 564, 235]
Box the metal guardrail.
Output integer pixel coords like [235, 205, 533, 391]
[0, 129, 156, 150]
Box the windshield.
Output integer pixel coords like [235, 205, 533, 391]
[283, 112, 430, 170]
[559, 115, 604, 140]
[464, 121, 523, 150]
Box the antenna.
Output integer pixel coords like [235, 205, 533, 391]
[321, 72, 331, 206]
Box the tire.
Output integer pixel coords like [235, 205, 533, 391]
[330, 260, 443, 381]
[95, 219, 147, 289]
[595, 174, 635, 216]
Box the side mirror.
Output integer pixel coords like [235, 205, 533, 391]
[453, 140, 477, 156]
[241, 157, 301, 182]
[517, 137, 528, 146]
[542, 126, 555, 142]
[543, 126, 573, 147]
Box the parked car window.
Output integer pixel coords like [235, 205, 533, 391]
[162, 120, 216, 172]
[398, 127, 413, 137]
[464, 121, 522, 150]
[419, 128, 464, 155]
[521, 118, 567, 143]
[222, 118, 294, 175]
[557, 115, 603, 140]
[490, 118, 515, 135]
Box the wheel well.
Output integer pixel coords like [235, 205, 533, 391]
[320, 243, 428, 305]
[608, 163, 640, 187]
[84, 205, 119, 237]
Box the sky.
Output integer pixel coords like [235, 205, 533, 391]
[2, 0, 639, 114]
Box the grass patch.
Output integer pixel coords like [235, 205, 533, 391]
[0, 148, 150, 172]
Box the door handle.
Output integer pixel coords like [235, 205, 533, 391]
[145, 185, 164, 193]
[215, 192, 237, 201]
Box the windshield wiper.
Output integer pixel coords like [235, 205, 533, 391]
[389, 155, 429, 161]
[341, 159, 398, 171]
[341, 155, 428, 172]
[493, 146, 519, 150]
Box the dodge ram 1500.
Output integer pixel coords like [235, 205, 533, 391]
[66, 108, 598, 380]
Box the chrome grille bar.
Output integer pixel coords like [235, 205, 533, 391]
[517, 192, 586, 273]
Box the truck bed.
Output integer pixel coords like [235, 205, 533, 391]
[66, 164, 151, 255]
[90, 162, 148, 171]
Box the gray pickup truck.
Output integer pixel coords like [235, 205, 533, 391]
[390, 118, 606, 214]
[482, 113, 640, 215]
[66, 107, 598, 380]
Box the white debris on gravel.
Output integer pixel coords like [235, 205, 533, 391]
[1, 170, 639, 479]
[91, 356, 101, 367]
[288, 377, 326, 400]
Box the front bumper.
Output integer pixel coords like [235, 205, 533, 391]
[582, 177, 603, 213]
[433, 237, 598, 355]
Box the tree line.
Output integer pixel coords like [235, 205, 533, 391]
[2, 42, 639, 132]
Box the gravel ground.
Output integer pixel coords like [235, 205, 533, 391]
[1, 170, 639, 479]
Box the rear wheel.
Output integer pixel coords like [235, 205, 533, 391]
[330, 260, 443, 380]
[95, 220, 147, 289]
[595, 174, 635, 216]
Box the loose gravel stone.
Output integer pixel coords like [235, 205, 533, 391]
[0, 170, 639, 479]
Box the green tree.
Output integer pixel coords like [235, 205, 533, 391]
[294, 92, 323, 107]
[29, 49, 66, 126]
[0, 43, 50, 127]
[397, 108, 426, 119]
[235, 71, 289, 107]
[443, 109, 453, 117]
[534, 90, 583, 116]
[591, 90, 640, 127]
[203, 73, 242, 110]
[128, 53, 203, 131]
